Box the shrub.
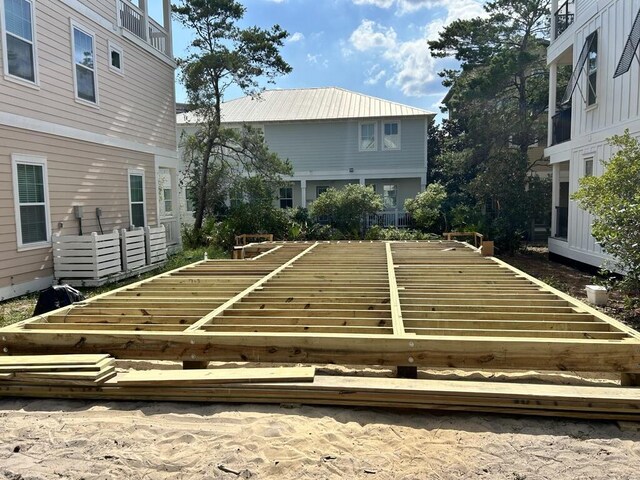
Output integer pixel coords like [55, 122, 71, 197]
[404, 183, 447, 232]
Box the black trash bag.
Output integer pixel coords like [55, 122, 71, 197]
[33, 285, 85, 316]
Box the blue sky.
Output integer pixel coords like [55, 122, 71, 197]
[170, 0, 488, 115]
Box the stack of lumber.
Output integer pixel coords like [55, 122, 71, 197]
[0, 354, 115, 386]
[1, 357, 640, 421]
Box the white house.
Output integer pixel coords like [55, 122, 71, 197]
[0, 0, 180, 300]
[545, 0, 640, 267]
[177, 87, 434, 227]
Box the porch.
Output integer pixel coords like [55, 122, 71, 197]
[118, 0, 172, 58]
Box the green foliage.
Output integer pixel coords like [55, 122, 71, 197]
[428, 0, 552, 253]
[173, 0, 292, 230]
[309, 184, 383, 237]
[365, 226, 441, 241]
[572, 131, 640, 293]
[404, 183, 447, 232]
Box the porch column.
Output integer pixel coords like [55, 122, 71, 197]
[359, 177, 366, 185]
[548, 62, 558, 147]
[139, 0, 149, 41]
[163, 0, 173, 57]
[551, 0, 559, 40]
[300, 180, 307, 208]
[551, 163, 560, 237]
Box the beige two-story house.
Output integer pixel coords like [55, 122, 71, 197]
[0, 0, 179, 300]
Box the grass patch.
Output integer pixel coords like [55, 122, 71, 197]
[0, 247, 227, 328]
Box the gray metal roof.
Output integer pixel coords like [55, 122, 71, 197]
[176, 87, 434, 125]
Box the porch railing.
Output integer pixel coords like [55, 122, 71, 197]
[118, 1, 170, 57]
[554, 0, 575, 39]
[366, 210, 412, 229]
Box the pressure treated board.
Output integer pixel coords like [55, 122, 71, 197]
[2, 241, 640, 377]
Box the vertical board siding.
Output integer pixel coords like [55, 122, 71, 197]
[0, 0, 176, 151]
[553, 0, 640, 267]
[0, 125, 157, 289]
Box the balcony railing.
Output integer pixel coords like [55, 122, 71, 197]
[554, 0, 575, 39]
[551, 107, 572, 145]
[118, 1, 170, 57]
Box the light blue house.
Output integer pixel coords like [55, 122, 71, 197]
[177, 87, 434, 227]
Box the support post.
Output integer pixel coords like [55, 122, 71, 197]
[548, 62, 558, 147]
[300, 179, 307, 208]
[183, 361, 209, 370]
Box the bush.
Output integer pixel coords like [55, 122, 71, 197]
[365, 226, 441, 241]
[309, 184, 382, 237]
[404, 183, 447, 232]
[572, 131, 640, 295]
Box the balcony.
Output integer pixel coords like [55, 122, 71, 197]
[551, 107, 572, 146]
[118, 0, 171, 57]
[554, 0, 575, 39]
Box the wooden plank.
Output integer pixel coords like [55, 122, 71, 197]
[491, 257, 640, 339]
[386, 241, 406, 336]
[0, 358, 113, 372]
[0, 354, 110, 366]
[185, 243, 319, 332]
[117, 366, 316, 386]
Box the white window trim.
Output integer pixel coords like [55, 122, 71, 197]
[107, 39, 124, 76]
[358, 121, 377, 152]
[128, 169, 146, 228]
[382, 120, 401, 151]
[11, 153, 51, 251]
[70, 19, 99, 108]
[0, 0, 40, 88]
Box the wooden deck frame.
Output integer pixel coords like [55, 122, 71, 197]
[2, 241, 640, 379]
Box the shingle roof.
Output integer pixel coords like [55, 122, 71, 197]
[176, 87, 434, 125]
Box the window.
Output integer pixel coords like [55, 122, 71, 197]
[382, 184, 397, 209]
[359, 122, 376, 151]
[316, 186, 329, 198]
[71, 22, 97, 104]
[586, 31, 598, 106]
[383, 122, 401, 150]
[128, 171, 145, 228]
[108, 40, 123, 75]
[584, 158, 594, 177]
[11, 154, 50, 248]
[163, 188, 172, 215]
[279, 187, 293, 209]
[1, 0, 37, 84]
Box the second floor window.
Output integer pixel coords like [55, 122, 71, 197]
[72, 24, 97, 104]
[359, 122, 376, 151]
[586, 31, 597, 106]
[3, 0, 37, 83]
[383, 122, 401, 150]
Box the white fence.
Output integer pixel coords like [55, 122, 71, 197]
[53, 225, 167, 286]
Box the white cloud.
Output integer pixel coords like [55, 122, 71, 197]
[352, 0, 486, 17]
[353, 0, 395, 7]
[349, 20, 397, 51]
[287, 32, 305, 43]
[349, 19, 434, 96]
[307, 53, 329, 68]
[364, 64, 387, 85]
[347, 1, 488, 97]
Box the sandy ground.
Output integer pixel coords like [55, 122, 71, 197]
[2, 387, 640, 479]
